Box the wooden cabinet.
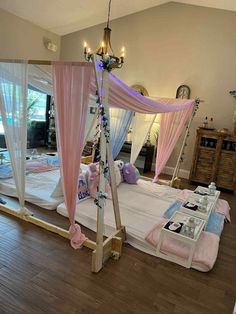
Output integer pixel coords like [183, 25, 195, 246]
[190, 129, 236, 193]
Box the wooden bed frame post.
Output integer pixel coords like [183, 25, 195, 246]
[170, 100, 199, 187]
[91, 55, 125, 272]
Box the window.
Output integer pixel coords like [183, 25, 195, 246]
[27, 88, 47, 123]
[0, 87, 47, 134]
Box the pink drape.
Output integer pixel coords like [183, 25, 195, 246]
[90, 67, 195, 113]
[53, 62, 93, 249]
[153, 105, 194, 182]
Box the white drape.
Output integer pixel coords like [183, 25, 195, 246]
[130, 113, 156, 164]
[28, 64, 97, 145]
[28, 64, 53, 95]
[110, 108, 133, 158]
[0, 62, 28, 213]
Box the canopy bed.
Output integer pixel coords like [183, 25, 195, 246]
[1, 54, 219, 274]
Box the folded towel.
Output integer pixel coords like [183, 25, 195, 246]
[163, 200, 183, 219]
[205, 212, 224, 236]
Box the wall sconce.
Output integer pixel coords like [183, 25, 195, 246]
[43, 38, 58, 52]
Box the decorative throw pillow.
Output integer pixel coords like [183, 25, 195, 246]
[77, 171, 90, 202]
[114, 160, 124, 183]
[114, 162, 122, 186]
[51, 178, 63, 198]
[123, 163, 140, 184]
[50, 169, 90, 202]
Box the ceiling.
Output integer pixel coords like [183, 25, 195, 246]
[0, 0, 236, 35]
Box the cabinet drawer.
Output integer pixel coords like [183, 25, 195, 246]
[193, 167, 213, 183]
[216, 152, 236, 188]
[197, 149, 215, 163]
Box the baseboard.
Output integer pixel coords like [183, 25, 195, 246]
[151, 163, 190, 179]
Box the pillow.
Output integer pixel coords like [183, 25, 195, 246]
[50, 169, 90, 202]
[77, 171, 90, 202]
[114, 162, 122, 186]
[114, 160, 124, 171]
[123, 163, 140, 184]
[51, 178, 63, 198]
[114, 160, 124, 183]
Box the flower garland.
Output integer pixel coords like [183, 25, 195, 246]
[93, 69, 111, 209]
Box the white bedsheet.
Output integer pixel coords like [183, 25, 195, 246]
[0, 169, 62, 210]
[0, 163, 89, 210]
[57, 180, 181, 256]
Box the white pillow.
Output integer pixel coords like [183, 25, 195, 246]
[80, 163, 88, 173]
[114, 161, 122, 186]
[51, 178, 63, 198]
[50, 166, 90, 200]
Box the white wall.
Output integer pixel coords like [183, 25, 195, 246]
[0, 8, 60, 60]
[60, 2, 236, 174]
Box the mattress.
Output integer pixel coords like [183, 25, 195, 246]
[0, 163, 89, 210]
[0, 169, 62, 210]
[57, 180, 182, 258]
[57, 180, 222, 271]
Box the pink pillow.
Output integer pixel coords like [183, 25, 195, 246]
[26, 160, 55, 173]
[87, 163, 111, 199]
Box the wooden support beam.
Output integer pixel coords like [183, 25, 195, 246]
[170, 102, 198, 187]
[0, 59, 93, 66]
[92, 56, 107, 272]
[0, 204, 96, 250]
[91, 226, 126, 273]
[106, 137, 122, 230]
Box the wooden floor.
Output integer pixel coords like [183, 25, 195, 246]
[0, 176, 235, 314]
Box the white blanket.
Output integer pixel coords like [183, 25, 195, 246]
[0, 169, 62, 210]
[0, 163, 89, 210]
[57, 180, 181, 257]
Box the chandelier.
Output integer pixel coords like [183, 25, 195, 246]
[83, 0, 125, 71]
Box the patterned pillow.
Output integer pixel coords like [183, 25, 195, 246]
[77, 171, 90, 202]
[50, 169, 90, 202]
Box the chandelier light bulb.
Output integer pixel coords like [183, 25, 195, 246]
[84, 41, 87, 48]
[121, 47, 125, 58]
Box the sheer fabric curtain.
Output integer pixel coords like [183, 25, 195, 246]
[110, 108, 133, 159]
[153, 106, 193, 182]
[53, 62, 93, 249]
[28, 64, 53, 95]
[0, 62, 28, 213]
[130, 113, 156, 164]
